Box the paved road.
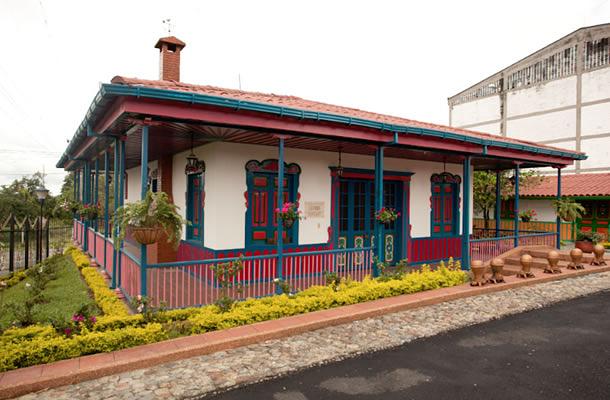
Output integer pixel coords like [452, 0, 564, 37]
[207, 290, 610, 400]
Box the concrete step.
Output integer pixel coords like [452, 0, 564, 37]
[504, 256, 572, 270]
[522, 248, 609, 263]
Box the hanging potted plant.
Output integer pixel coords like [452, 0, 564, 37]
[113, 191, 186, 247]
[552, 198, 585, 222]
[276, 202, 302, 228]
[575, 230, 605, 253]
[519, 209, 536, 223]
[79, 203, 100, 220]
[375, 207, 400, 227]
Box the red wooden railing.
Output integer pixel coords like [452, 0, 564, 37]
[409, 236, 462, 264]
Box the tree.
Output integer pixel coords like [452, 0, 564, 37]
[0, 172, 72, 222]
[473, 170, 544, 230]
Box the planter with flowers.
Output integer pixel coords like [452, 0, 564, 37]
[276, 202, 302, 228]
[575, 230, 606, 254]
[113, 191, 186, 247]
[375, 207, 400, 227]
[79, 203, 100, 221]
[519, 209, 536, 223]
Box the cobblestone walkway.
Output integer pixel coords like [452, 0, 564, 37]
[19, 272, 610, 400]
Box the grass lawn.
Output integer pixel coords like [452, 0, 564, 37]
[0, 256, 99, 328]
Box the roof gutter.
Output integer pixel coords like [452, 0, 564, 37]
[57, 83, 587, 168]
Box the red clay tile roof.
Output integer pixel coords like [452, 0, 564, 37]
[155, 36, 186, 49]
[110, 76, 584, 157]
[521, 173, 610, 197]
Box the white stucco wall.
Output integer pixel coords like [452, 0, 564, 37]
[467, 122, 501, 135]
[581, 101, 610, 136]
[581, 137, 610, 170]
[506, 76, 577, 117]
[582, 67, 610, 103]
[168, 142, 470, 250]
[519, 198, 556, 221]
[124, 160, 158, 204]
[451, 95, 501, 127]
[506, 109, 576, 142]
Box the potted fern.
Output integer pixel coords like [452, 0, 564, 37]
[553, 198, 585, 222]
[113, 191, 186, 247]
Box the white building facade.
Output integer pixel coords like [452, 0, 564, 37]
[448, 24, 610, 175]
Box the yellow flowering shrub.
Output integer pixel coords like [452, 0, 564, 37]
[0, 323, 166, 372]
[65, 246, 130, 317]
[0, 250, 467, 372]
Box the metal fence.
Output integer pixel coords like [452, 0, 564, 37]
[470, 231, 556, 264]
[0, 215, 72, 274]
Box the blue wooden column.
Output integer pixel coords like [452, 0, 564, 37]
[555, 166, 562, 249]
[75, 169, 80, 202]
[83, 163, 90, 252]
[118, 138, 126, 289]
[373, 146, 384, 276]
[94, 158, 99, 232]
[513, 163, 521, 248]
[461, 156, 471, 270]
[276, 136, 285, 293]
[104, 150, 110, 238]
[140, 126, 149, 297]
[111, 140, 120, 289]
[495, 170, 501, 237]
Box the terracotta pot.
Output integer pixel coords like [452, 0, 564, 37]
[575, 240, 595, 254]
[518, 253, 535, 278]
[470, 259, 486, 287]
[488, 258, 505, 283]
[590, 244, 607, 266]
[545, 250, 562, 274]
[568, 248, 584, 270]
[130, 226, 163, 245]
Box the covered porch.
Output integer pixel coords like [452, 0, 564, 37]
[61, 78, 584, 309]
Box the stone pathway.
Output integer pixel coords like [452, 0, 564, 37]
[18, 272, 610, 400]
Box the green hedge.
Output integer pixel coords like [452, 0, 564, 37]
[0, 249, 467, 372]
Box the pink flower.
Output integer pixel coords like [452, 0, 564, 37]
[64, 328, 72, 337]
[90, 316, 97, 324]
[275, 208, 280, 212]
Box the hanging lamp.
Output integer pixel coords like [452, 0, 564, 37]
[185, 133, 205, 175]
[336, 145, 344, 177]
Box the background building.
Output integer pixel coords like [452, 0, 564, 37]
[448, 23, 610, 175]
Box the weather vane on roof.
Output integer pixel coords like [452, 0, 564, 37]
[162, 18, 173, 35]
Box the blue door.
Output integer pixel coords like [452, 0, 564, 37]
[186, 174, 204, 241]
[338, 179, 402, 263]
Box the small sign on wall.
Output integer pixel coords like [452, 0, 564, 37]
[305, 201, 324, 219]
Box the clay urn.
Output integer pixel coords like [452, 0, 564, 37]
[518, 253, 535, 278]
[568, 248, 584, 270]
[545, 250, 562, 274]
[590, 244, 607, 266]
[489, 258, 505, 283]
[470, 259, 486, 287]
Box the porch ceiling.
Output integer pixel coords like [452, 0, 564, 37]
[99, 115, 551, 171]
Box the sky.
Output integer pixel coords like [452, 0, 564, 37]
[0, 0, 608, 195]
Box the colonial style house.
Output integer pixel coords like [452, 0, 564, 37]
[61, 37, 585, 308]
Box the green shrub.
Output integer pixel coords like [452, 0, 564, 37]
[65, 247, 130, 317]
[0, 251, 467, 372]
[0, 323, 166, 371]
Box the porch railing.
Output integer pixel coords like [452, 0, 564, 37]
[145, 247, 373, 309]
[470, 231, 556, 263]
[473, 218, 575, 242]
[72, 220, 375, 309]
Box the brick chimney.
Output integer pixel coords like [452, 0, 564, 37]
[155, 36, 186, 81]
